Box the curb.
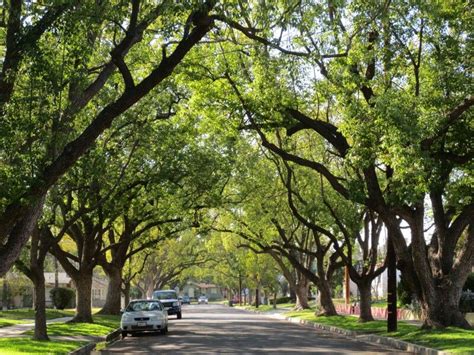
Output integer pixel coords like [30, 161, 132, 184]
[245, 308, 446, 355]
[68, 328, 121, 355]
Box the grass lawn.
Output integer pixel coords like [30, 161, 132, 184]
[0, 337, 85, 354]
[236, 304, 276, 312]
[283, 310, 474, 353]
[235, 302, 298, 311]
[25, 314, 121, 337]
[0, 308, 75, 328]
[0, 318, 30, 328]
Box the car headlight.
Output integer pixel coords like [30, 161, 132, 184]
[173, 302, 178, 307]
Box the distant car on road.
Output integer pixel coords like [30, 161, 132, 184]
[198, 295, 208, 304]
[182, 295, 191, 304]
[121, 299, 168, 338]
[152, 289, 182, 319]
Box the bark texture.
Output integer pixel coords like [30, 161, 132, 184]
[316, 279, 337, 316]
[294, 282, 310, 310]
[72, 273, 93, 323]
[33, 273, 48, 340]
[98, 266, 122, 315]
[357, 280, 374, 322]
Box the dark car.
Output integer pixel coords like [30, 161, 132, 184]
[152, 290, 182, 319]
[182, 295, 191, 304]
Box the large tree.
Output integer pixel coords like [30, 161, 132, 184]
[0, 0, 216, 276]
[201, 1, 473, 328]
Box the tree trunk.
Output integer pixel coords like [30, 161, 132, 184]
[72, 273, 93, 323]
[294, 282, 311, 310]
[32, 272, 49, 340]
[422, 284, 470, 329]
[289, 286, 296, 303]
[0, 197, 45, 277]
[357, 280, 374, 322]
[146, 283, 154, 299]
[98, 266, 122, 315]
[123, 281, 131, 307]
[316, 280, 337, 316]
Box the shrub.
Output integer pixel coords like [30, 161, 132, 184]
[50, 287, 75, 310]
[275, 296, 292, 304]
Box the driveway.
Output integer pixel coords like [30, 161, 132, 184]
[98, 304, 407, 354]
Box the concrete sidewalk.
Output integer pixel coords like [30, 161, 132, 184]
[0, 316, 73, 338]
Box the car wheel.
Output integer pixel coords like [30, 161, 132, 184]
[121, 331, 127, 338]
[177, 312, 182, 319]
[160, 326, 167, 335]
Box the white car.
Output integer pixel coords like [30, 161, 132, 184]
[121, 300, 168, 338]
[198, 295, 208, 304]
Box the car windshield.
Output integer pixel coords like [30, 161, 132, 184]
[153, 291, 177, 300]
[125, 301, 162, 312]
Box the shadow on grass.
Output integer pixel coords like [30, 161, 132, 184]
[24, 315, 121, 337]
[283, 310, 474, 354]
[0, 337, 84, 353]
[0, 308, 75, 321]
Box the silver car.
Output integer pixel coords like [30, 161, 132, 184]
[121, 300, 168, 338]
[198, 295, 208, 304]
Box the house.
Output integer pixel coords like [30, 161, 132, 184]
[44, 272, 74, 307]
[44, 272, 109, 308]
[181, 281, 223, 301]
[91, 276, 109, 307]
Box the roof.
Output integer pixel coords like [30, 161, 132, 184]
[195, 283, 217, 289]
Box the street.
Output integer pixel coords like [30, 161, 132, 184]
[98, 304, 408, 354]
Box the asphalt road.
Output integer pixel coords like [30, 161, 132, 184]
[98, 304, 408, 354]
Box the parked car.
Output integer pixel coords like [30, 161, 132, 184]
[121, 300, 168, 338]
[152, 289, 182, 319]
[182, 295, 191, 304]
[198, 295, 208, 304]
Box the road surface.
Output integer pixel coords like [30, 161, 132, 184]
[98, 304, 407, 354]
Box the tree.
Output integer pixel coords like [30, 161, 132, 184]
[15, 227, 54, 339]
[279, 160, 386, 321]
[203, 1, 473, 328]
[0, 0, 216, 277]
[135, 233, 210, 299]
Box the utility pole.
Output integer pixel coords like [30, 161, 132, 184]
[255, 287, 259, 308]
[344, 266, 350, 305]
[239, 271, 242, 306]
[387, 230, 398, 332]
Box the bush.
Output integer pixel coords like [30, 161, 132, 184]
[275, 296, 292, 304]
[463, 273, 474, 292]
[460, 291, 474, 313]
[50, 287, 75, 310]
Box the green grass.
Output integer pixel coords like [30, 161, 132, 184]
[0, 319, 30, 328]
[0, 337, 85, 354]
[0, 308, 75, 328]
[276, 302, 298, 309]
[283, 310, 474, 353]
[25, 314, 120, 337]
[237, 304, 276, 312]
[235, 302, 298, 312]
[0, 308, 75, 320]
